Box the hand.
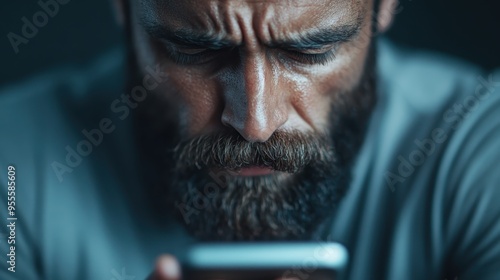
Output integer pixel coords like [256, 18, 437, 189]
[148, 255, 181, 280]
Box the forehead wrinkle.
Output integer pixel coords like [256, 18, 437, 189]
[244, 0, 356, 47]
[205, 1, 240, 40]
[250, 3, 276, 46]
[217, 1, 245, 44]
[265, 0, 365, 44]
[141, 0, 365, 47]
[142, 0, 225, 36]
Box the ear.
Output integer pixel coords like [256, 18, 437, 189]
[111, 0, 125, 26]
[375, 0, 399, 33]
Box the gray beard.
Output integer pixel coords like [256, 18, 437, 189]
[171, 160, 348, 241]
[169, 130, 345, 241]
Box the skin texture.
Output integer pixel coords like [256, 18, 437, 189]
[113, 0, 398, 278]
[131, 0, 372, 139]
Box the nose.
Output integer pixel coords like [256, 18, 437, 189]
[220, 52, 288, 142]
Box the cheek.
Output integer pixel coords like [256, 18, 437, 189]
[161, 71, 224, 136]
[283, 42, 370, 132]
[143, 63, 225, 137]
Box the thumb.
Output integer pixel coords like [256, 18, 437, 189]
[152, 255, 181, 280]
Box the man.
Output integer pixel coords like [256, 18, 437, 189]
[1, 0, 499, 279]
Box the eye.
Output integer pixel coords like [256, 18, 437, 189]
[177, 47, 210, 55]
[282, 45, 338, 65]
[157, 40, 229, 65]
[165, 46, 223, 65]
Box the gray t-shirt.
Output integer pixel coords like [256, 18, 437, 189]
[1, 39, 499, 280]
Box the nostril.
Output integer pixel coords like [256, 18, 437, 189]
[221, 107, 238, 129]
[221, 114, 232, 128]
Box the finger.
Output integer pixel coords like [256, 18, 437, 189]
[152, 255, 181, 280]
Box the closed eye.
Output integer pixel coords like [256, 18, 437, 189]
[176, 47, 211, 55]
[282, 45, 338, 65]
[163, 43, 230, 65]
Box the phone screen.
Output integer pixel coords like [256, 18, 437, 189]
[182, 242, 348, 280]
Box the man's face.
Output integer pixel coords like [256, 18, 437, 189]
[127, 0, 378, 240]
[132, 0, 373, 138]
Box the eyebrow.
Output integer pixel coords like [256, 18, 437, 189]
[142, 21, 235, 49]
[141, 18, 363, 50]
[273, 23, 362, 50]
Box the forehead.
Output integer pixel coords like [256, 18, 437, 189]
[138, 0, 366, 39]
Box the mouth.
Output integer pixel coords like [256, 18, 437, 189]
[233, 166, 276, 177]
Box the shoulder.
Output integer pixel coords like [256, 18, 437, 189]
[0, 47, 125, 165]
[436, 69, 500, 278]
[0, 47, 126, 203]
[375, 39, 499, 190]
[377, 38, 486, 116]
[378, 39, 500, 185]
[378, 39, 500, 276]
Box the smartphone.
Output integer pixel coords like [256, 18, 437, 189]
[182, 242, 348, 280]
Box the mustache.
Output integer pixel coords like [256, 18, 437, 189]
[173, 130, 337, 173]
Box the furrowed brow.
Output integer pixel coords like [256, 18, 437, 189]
[272, 22, 363, 50]
[140, 20, 234, 49]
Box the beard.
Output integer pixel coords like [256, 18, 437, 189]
[128, 28, 377, 240]
[170, 130, 345, 241]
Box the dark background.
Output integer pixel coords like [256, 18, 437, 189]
[1, 0, 499, 86]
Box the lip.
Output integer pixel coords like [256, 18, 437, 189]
[236, 166, 275, 176]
